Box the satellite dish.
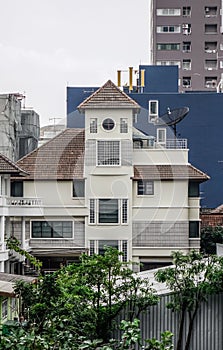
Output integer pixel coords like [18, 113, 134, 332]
[157, 107, 189, 137]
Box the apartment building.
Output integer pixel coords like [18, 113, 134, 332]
[3, 80, 207, 273]
[149, 0, 223, 91]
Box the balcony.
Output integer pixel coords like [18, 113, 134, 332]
[133, 138, 187, 150]
[6, 197, 43, 216]
[6, 197, 42, 206]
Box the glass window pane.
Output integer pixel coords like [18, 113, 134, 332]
[98, 240, 118, 255]
[99, 199, 119, 223]
[73, 180, 85, 197]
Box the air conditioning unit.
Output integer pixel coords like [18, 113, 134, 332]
[182, 24, 189, 28]
[205, 7, 210, 12]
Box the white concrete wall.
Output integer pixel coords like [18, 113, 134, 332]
[133, 148, 188, 165]
[85, 109, 133, 140]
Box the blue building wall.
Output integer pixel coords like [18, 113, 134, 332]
[66, 66, 223, 208]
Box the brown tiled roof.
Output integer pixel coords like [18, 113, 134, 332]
[16, 129, 85, 180]
[133, 164, 209, 182]
[0, 153, 27, 176]
[78, 80, 140, 111]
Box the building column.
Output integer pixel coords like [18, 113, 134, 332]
[0, 216, 5, 249]
[0, 261, 4, 272]
[21, 217, 26, 249]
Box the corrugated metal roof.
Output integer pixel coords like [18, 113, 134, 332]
[78, 80, 140, 111]
[0, 273, 36, 297]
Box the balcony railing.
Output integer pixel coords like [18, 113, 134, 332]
[6, 197, 42, 206]
[133, 138, 187, 150]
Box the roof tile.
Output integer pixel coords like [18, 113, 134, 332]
[17, 129, 85, 180]
[133, 164, 209, 182]
[78, 80, 140, 110]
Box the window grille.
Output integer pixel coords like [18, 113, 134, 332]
[97, 141, 120, 166]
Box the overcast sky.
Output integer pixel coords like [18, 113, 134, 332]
[0, 0, 150, 126]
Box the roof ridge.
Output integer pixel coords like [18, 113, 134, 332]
[77, 79, 140, 110]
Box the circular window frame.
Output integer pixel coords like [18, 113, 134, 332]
[102, 118, 115, 131]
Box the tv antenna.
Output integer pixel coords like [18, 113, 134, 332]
[157, 107, 189, 137]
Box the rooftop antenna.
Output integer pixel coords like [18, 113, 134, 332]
[157, 107, 189, 137]
[49, 117, 63, 132]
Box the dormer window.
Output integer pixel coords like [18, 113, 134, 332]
[102, 118, 115, 131]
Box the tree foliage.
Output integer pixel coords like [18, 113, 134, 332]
[155, 250, 223, 350]
[200, 225, 223, 255]
[0, 248, 159, 349]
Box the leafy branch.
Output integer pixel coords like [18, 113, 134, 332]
[6, 236, 42, 272]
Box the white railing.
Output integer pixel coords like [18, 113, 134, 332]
[6, 197, 42, 206]
[133, 138, 187, 150]
[165, 139, 187, 149]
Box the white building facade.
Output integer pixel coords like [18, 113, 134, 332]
[1, 80, 208, 273]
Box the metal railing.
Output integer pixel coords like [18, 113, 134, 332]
[133, 138, 187, 150]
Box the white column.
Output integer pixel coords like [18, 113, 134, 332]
[0, 216, 5, 249]
[0, 261, 4, 272]
[21, 217, 26, 249]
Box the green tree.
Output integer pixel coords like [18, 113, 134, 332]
[1, 247, 159, 348]
[201, 225, 223, 254]
[155, 250, 223, 350]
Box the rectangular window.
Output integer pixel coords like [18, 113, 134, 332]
[205, 24, 217, 34]
[205, 41, 217, 53]
[157, 25, 181, 33]
[90, 239, 128, 262]
[157, 128, 166, 144]
[90, 118, 97, 133]
[188, 182, 200, 197]
[122, 199, 128, 224]
[149, 100, 159, 123]
[182, 41, 191, 52]
[97, 140, 120, 166]
[2, 299, 8, 319]
[157, 43, 180, 51]
[205, 77, 217, 88]
[73, 179, 85, 198]
[183, 59, 191, 70]
[11, 181, 23, 197]
[156, 60, 181, 68]
[183, 7, 191, 17]
[137, 180, 154, 195]
[183, 77, 191, 87]
[205, 59, 217, 70]
[32, 221, 73, 238]
[189, 221, 200, 238]
[182, 23, 191, 35]
[205, 7, 217, 17]
[157, 8, 180, 16]
[89, 199, 128, 225]
[90, 199, 96, 224]
[99, 199, 119, 224]
[120, 118, 128, 133]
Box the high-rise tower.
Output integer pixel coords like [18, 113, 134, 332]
[150, 0, 223, 91]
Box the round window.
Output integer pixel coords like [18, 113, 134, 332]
[102, 118, 115, 131]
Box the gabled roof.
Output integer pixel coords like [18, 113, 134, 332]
[78, 80, 140, 111]
[133, 164, 209, 182]
[16, 129, 85, 180]
[0, 153, 28, 176]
